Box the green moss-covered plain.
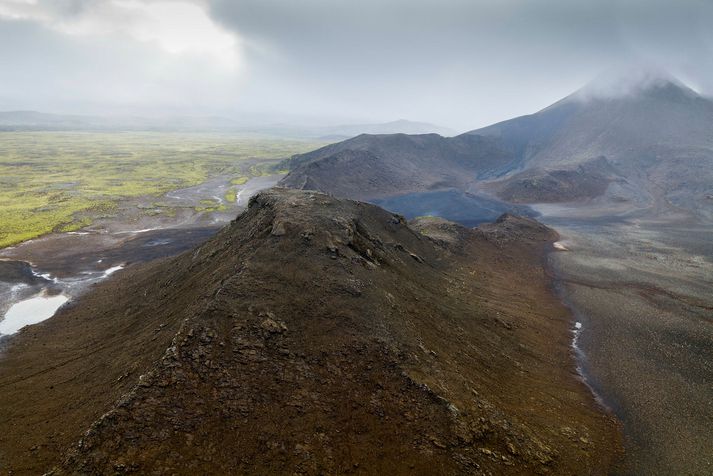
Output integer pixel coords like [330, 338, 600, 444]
[0, 132, 320, 248]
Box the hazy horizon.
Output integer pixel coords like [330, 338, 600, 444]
[1, 0, 712, 130]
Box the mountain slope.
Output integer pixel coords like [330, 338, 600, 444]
[470, 79, 713, 207]
[281, 75, 713, 218]
[280, 133, 517, 200]
[0, 188, 620, 474]
[470, 79, 713, 169]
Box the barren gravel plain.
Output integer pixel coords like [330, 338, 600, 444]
[539, 204, 713, 475]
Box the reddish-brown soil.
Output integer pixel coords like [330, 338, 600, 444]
[0, 188, 621, 474]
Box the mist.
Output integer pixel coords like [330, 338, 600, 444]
[1, 0, 712, 130]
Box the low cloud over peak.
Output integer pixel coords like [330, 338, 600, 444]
[570, 63, 701, 102]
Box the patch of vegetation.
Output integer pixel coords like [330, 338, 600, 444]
[194, 203, 227, 213]
[230, 176, 249, 185]
[57, 217, 93, 233]
[248, 163, 276, 177]
[0, 132, 324, 248]
[224, 189, 237, 203]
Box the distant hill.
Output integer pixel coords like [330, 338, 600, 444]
[0, 110, 98, 129]
[0, 111, 243, 132]
[281, 74, 713, 221]
[317, 119, 457, 138]
[241, 119, 456, 140]
[0, 111, 454, 138]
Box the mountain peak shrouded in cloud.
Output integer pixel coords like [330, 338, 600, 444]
[1, 0, 713, 128]
[570, 64, 700, 102]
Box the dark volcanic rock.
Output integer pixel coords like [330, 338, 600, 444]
[486, 157, 622, 204]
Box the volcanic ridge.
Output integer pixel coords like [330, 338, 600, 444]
[0, 188, 620, 475]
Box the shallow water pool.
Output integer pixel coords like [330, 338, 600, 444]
[0, 293, 69, 335]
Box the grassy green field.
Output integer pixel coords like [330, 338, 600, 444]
[0, 132, 321, 248]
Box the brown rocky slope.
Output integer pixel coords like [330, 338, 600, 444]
[0, 188, 620, 474]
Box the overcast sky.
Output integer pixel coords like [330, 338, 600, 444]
[1, 0, 712, 130]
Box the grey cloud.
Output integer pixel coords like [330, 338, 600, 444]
[0, 18, 240, 116]
[1, 0, 712, 130]
[207, 0, 713, 129]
